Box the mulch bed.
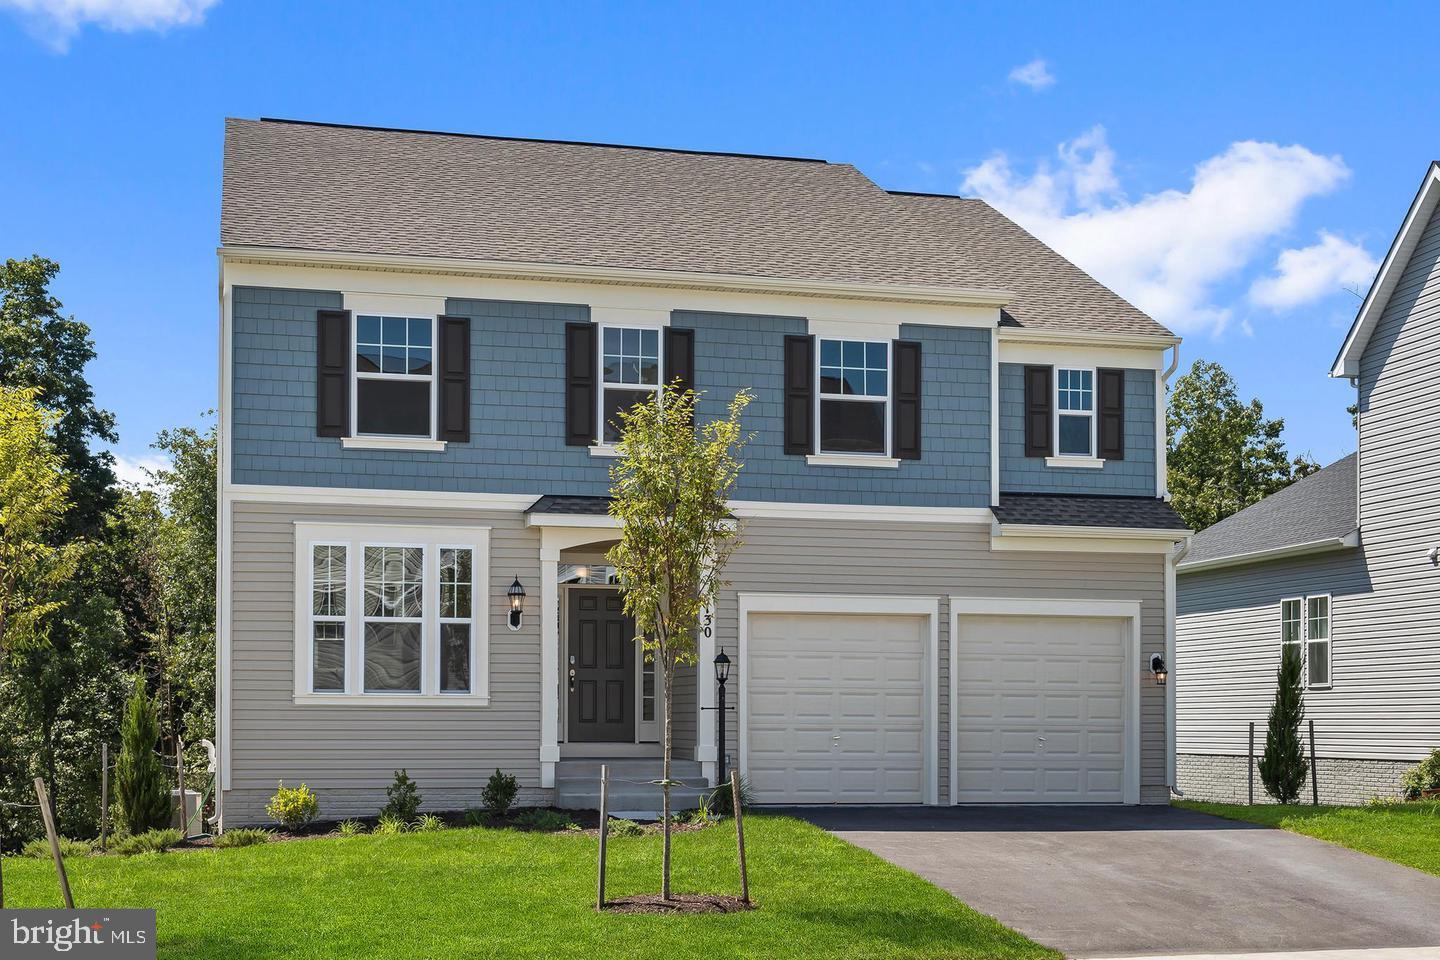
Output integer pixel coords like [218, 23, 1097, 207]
[601, 893, 755, 915]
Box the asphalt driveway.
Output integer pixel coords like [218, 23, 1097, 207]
[787, 805, 1440, 958]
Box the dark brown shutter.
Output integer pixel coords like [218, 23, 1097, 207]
[783, 335, 814, 456]
[892, 340, 922, 460]
[316, 309, 350, 438]
[1023, 364, 1053, 458]
[664, 327, 695, 394]
[1098, 367, 1126, 461]
[565, 321, 597, 446]
[437, 315, 470, 443]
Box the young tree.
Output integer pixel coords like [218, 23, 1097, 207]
[607, 384, 752, 901]
[1167, 359, 1318, 531]
[1259, 644, 1309, 804]
[116, 676, 170, 834]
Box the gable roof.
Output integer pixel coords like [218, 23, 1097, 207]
[1178, 453, 1358, 573]
[1332, 161, 1440, 377]
[220, 118, 1174, 340]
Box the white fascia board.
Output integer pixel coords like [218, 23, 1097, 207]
[1332, 162, 1440, 378]
[730, 501, 992, 524]
[997, 337, 1171, 371]
[990, 521, 1189, 554]
[525, 512, 621, 529]
[993, 522, 1191, 540]
[1176, 529, 1360, 575]
[226, 483, 537, 511]
[998, 326, 1180, 349]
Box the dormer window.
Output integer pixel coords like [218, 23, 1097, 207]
[355, 315, 434, 438]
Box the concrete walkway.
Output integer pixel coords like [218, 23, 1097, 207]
[786, 806, 1440, 959]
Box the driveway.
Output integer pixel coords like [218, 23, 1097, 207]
[787, 805, 1440, 958]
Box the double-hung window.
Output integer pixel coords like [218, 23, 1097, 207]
[1056, 368, 1095, 457]
[1280, 594, 1331, 688]
[296, 524, 489, 703]
[818, 339, 889, 455]
[600, 326, 661, 443]
[354, 315, 434, 438]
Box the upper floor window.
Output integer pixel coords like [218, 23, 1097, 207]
[1281, 594, 1331, 689]
[355, 315, 433, 438]
[818, 339, 889, 455]
[1056, 368, 1094, 457]
[600, 326, 661, 443]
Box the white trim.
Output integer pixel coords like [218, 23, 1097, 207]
[216, 261, 233, 822]
[1046, 455, 1104, 470]
[805, 454, 900, 469]
[728, 501, 992, 524]
[1176, 530, 1360, 574]
[1157, 345, 1177, 500]
[226, 484, 536, 510]
[808, 317, 900, 341]
[525, 512, 621, 530]
[589, 306, 669, 329]
[998, 338, 1170, 371]
[949, 596, 1143, 806]
[1165, 545, 1178, 791]
[588, 444, 621, 458]
[989, 325, 1000, 506]
[342, 437, 447, 452]
[993, 522, 1190, 541]
[736, 592, 941, 806]
[997, 326, 1180, 350]
[291, 693, 491, 707]
[1305, 592, 1333, 690]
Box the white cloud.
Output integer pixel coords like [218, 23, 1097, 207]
[112, 453, 169, 489]
[0, 0, 217, 52]
[1008, 58, 1055, 91]
[1249, 231, 1377, 309]
[961, 126, 1353, 334]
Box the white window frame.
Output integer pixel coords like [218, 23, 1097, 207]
[351, 314, 437, 441]
[1280, 593, 1331, 690]
[293, 522, 490, 706]
[1054, 366, 1097, 459]
[596, 324, 664, 448]
[815, 338, 891, 458]
[307, 541, 349, 694]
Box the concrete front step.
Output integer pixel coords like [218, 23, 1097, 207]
[554, 758, 712, 814]
[555, 758, 703, 778]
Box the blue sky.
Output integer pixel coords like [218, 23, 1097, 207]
[1, 0, 1434, 480]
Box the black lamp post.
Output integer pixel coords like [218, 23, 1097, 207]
[507, 577, 526, 631]
[714, 651, 732, 785]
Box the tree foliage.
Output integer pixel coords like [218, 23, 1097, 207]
[1259, 644, 1309, 805]
[1167, 359, 1318, 531]
[116, 676, 170, 835]
[607, 384, 752, 900]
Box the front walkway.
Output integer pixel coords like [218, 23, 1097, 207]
[786, 805, 1440, 959]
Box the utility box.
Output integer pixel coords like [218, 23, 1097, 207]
[171, 789, 202, 834]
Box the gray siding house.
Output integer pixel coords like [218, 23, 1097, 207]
[1176, 161, 1440, 804]
[216, 118, 1187, 827]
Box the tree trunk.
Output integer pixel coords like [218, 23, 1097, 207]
[661, 656, 673, 901]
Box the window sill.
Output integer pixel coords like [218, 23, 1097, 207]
[293, 693, 489, 707]
[806, 453, 901, 469]
[1046, 455, 1105, 470]
[588, 444, 621, 458]
[341, 437, 447, 452]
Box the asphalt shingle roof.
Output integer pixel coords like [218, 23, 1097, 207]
[220, 119, 1173, 339]
[1180, 453, 1358, 567]
[526, 495, 612, 516]
[992, 494, 1189, 531]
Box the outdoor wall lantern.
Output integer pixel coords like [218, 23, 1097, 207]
[714, 651, 732, 784]
[1149, 653, 1168, 686]
[507, 576, 526, 631]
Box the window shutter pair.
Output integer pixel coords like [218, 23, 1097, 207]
[782, 335, 922, 460]
[1021, 364, 1124, 460]
[564, 324, 695, 446]
[315, 310, 470, 442]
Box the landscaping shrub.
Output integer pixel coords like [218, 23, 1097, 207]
[512, 809, 575, 832]
[337, 819, 367, 838]
[380, 769, 421, 821]
[413, 814, 446, 833]
[22, 837, 92, 859]
[266, 782, 319, 830]
[116, 677, 171, 835]
[111, 828, 183, 857]
[707, 774, 754, 816]
[481, 769, 518, 818]
[374, 814, 409, 836]
[463, 808, 488, 827]
[1402, 748, 1440, 800]
[214, 828, 271, 849]
[606, 817, 644, 838]
[1259, 645, 1308, 804]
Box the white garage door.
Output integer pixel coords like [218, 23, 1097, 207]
[747, 613, 926, 804]
[954, 615, 1128, 803]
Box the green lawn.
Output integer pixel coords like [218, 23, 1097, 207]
[3, 815, 1057, 960]
[1178, 800, 1440, 876]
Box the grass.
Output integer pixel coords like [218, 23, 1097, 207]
[1178, 799, 1440, 876]
[3, 815, 1056, 960]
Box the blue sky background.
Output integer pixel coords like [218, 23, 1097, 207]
[1, 0, 1434, 479]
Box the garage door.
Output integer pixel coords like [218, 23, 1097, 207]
[747, 613, 926, 804]
[954, 615, 1128, 803]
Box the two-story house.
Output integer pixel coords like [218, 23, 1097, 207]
[215, 117, 1187, 827]
[1175, 161, 1440, 804]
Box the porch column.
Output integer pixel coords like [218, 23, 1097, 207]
[539, 542, 561, 788]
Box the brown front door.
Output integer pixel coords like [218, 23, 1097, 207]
[567, 590, 635, 743]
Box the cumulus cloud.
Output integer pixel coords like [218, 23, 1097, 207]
[112, 453, 169, 489]
[1008, 58, 1055, 91]
[1249, 231, 1377, 310]
[1, 0, 217, 52]
[961, 126, 1353, 334]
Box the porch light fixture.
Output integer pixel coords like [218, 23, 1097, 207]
[714, 651, 733, 784]
[1150, 653, 1168, 686]
[713, 650, 731, 684]
[507, 576, 526, 631]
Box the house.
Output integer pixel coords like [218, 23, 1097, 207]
[215, 117, 1188, 827]
[1175, 161, 1440, 805]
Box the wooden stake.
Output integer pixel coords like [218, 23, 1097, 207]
[100, 743, 110, 852]
[731, 769, 749, 904]
[176, 739, 187, 836]
[1309, 719, 1319, 806]
[34, 778, 74, 909]
[596, 764, 609, 911]
[1247, 721, 1255, 806]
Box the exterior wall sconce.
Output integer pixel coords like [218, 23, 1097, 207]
[507, 576, 526, 631]
[1150, 653, 1168, 686]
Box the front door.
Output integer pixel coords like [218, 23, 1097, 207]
[567, 590, 636, 742]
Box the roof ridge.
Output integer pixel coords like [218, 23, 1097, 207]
[887, 189, 980, 201]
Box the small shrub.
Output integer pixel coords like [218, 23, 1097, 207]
[337, 819, 367, 837]
[266, 782, 319, 830]
[463, 808, 488, 827]
[481, 769, 519, 818]
[413, 813, 446, 833]
[606, 817, 644, 838]
[1402, 748, 1440, 800]
[707, 774, 755, 816]
[214, 828, 271, 849]
[374, 813, 410, 836]
[513, 808, 575, 832]
[380, 769, 422, 821]
[1368, 795, 1406, 808]
[111, 828, 184, 857]
[22, 837, 92, 859]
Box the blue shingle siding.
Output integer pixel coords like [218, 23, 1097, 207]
[231, 288, 989, 506]
[998, 362, 1156, 496]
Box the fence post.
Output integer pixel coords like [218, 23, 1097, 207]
[731, 769, 749, 904]
[1309, 719, 1319, 806]
[34, 778, 74, 909]
[596, 764, 609, 911]
[100, 743, 110, 852]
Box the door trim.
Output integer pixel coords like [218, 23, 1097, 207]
[736, 593, 941, 806]
[948, 597, 1142, 806]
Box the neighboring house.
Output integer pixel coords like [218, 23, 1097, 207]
[1176, 161, 1440, 805]
[215, 117, 1187, 827]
